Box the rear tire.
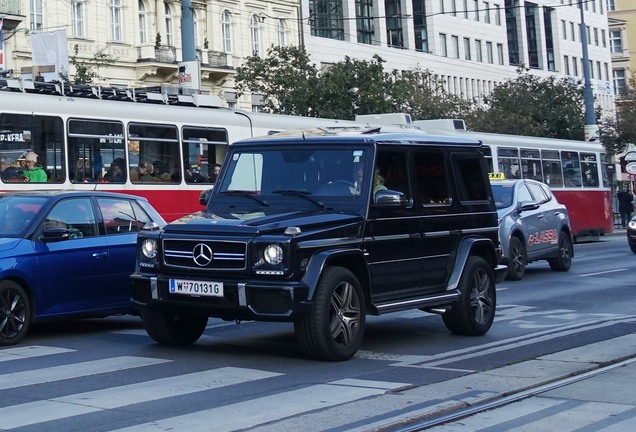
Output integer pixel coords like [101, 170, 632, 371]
[140, 309, 207, 345]
[548, 231, 573, 272]
[506, 236, 526, 281]
[295, 267, 366, 361]
[0, 281, 31, 346]
[443, 256, 496, 336]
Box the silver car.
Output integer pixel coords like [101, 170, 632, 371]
[491, 179, 573, 281]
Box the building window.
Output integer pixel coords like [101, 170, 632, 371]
[484, 2, 490, 23]
[561, 20, 566, 40]
[110, 0, 123, 42]
[440, 33, 448, 57]
[607, 0, 615, 11]
[30, 0, 43, 31]
[138, 0, 148, 44]
[164, 2, 173, 46]
[310, 0, 345, 40]
[72, 1, 85, 38]
[563, 55, 570, 75]
[613, 69, 626, 96]
[572, 56, 578, 76]
[610, 30, 622, 53]
[222, 10, 232, 53]
[475, 39, 483, 62]
[193, 9, 199, 48]
[506, 0, 519, 65]
[250, 15, 260, 56]
[463, 0, 469, 19]
[452, 35, 460, 58]
[464, 37, 471, 60]
[601, 29, 606, 47]
[278, 19, 287, 47]
[356, 0, 374, 44]
[386, 0, 404, 48]
[486, 41, 493, 63]
[473, 0, 479, 20]
[440, 0, 445, 14]
[570, 22, 575, 41]
[497, 43, 504, 65]
[525, 3, 539, 69]
[413, 0, 428, 51]
[604, 62, 609, 81]
[494, 3, 501, 25]
[451, 0, 457, 16]
[593, 27, 598, 46]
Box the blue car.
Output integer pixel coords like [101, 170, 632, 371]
[0, 190, 165, 345]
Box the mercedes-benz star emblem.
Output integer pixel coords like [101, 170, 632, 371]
[192, 243, 213, 266]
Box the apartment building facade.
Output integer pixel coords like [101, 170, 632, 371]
[0, 0, 616, 116]
[608, 0, 636, 96]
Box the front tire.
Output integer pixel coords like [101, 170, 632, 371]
[140, 309, 208, 345]
[0, 281, 31, 346]
[548, 231, 573, 271]
[295, 267, 366, 361]
[443, 256, 496, 336]
[506, 236, 526, 281]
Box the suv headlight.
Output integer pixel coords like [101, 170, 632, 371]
[253, 242, 288, 275]
[264, 244, 283, 265]
[141, 238, 158, 259]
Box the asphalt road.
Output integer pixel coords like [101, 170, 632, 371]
[1, 233, 634, 431]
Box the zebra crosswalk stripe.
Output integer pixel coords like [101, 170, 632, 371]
[0, 356, 170, 391]
[111, 378, 410, 432]
[0, 366, 281, 429]
[0, 345, 74, 362]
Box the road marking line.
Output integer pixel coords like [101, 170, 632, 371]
[0, 356, 170, 390]
[111, 379, 409, 432]
[580, 268, 628, 277]
[0, 345, 74, 362]
[0, 367, 281, 429]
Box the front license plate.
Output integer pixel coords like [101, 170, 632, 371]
[169, 279, 224, 297]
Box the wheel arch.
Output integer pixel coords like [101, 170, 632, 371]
[301, 249, 370, 303]
[447, 237, 497, 291]
[0, 276, 36, 323]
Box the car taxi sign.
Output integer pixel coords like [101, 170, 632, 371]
[488, 172, 506, 181]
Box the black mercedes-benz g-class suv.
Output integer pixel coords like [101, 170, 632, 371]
[131, 129, 506, 361]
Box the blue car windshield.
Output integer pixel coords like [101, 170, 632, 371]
[0, 196, 47, 237]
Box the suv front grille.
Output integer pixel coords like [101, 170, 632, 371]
[163, 239, 247, 270]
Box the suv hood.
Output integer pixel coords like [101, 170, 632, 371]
[163, 209, 364, 235]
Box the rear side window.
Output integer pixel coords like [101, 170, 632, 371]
[451, 152, 489, 202]
[413, 150, 449, 205]
[97, 197, 152, 234]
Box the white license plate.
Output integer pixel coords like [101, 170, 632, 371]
[169, 279, 224, 297]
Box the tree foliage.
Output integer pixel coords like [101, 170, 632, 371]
[235, 47, 631, 150]
[599, 74, 636, 155]
[59, 44, 116, 85]
[235, 45, 319, 116]
[463, 69, 586, 140]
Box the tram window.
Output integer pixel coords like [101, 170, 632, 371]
[68, 119, 124, 183]
[580, 152, 599, 187]
[541, 150, 563, 187]
[128, 123, 180, 184]
[497, 147, 520, 179]
[481, 145, 493, 173]
[520, 148, 542, 181]
[561, 151, 582, 187]
[182, 127, 228, 184]
[0, 113, 64, 183]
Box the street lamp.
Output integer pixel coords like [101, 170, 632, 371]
[578, 0, 597, 141]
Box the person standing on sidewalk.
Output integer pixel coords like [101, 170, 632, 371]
[617, 187, 634, 228]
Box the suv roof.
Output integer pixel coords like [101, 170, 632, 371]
[235, 128, 483, 147]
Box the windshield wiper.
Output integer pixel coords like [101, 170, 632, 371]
[271, 189, 326, 209]
[218, 190, 269, 206]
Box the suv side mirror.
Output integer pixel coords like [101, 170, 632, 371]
[374, 189, 406, 205]
[199, 189, 213, 206]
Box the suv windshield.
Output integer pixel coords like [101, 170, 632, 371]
[217, 148, 369, 199]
